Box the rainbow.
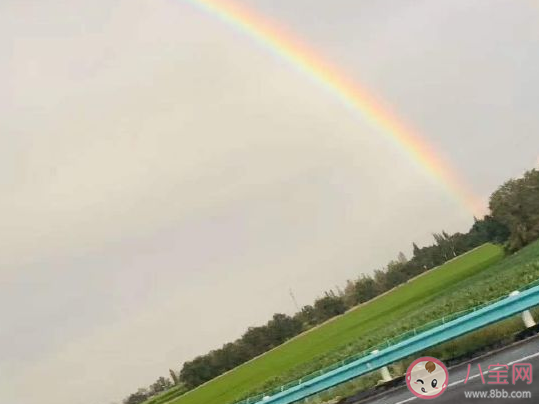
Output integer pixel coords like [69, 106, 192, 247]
[181, 0, 484, 214]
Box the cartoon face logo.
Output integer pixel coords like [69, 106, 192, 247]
[406, 357, 448, 399]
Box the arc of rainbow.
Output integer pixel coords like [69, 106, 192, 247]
[181, 0, 484, 214]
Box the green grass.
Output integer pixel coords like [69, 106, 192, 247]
[298, 238, 539, 404]
[145, 384, 188, 404]
[170, 243, 504, 404]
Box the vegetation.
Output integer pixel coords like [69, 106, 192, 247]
[490, 169, 539, 251]
[230, 239, 539, 404]
[174, 221, 508, 393]
[168, 244, 504, 404]
[300, 307, 539, 404]
[123, 168, 539, 404]
[144, 384, 189, 404]
[123, 377, 177, 404]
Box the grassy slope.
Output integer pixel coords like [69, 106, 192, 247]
[171, 243, 504, 404]
[302, 240, 539, 403]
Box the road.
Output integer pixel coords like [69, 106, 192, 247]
[360, 336, 539, 404]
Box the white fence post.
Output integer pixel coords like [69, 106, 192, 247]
[371, 350, 392, 382]
[510, 291, 536, 328]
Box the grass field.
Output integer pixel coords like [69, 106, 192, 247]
[170, 243, 504, 404]
[295, 240, 539, 403]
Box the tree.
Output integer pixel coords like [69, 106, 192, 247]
[354, 275, 379, 303]
[433, 231, 456, 260]
[343, 280, 359, 308]
[242, 325, 272, 355]
[149, 376, 173, 395]
[169, 369, 179, 385]
[313, 293, 346, 322]
[412, 242, 421, 257]
[373, 269, 389, 293]
[294, 305, 317, 328]
[123, 389, 148, 404]
[468, 215, 509, 245]
[385, 260, 407, 289]
[266, 313, 302, 345]
[490, 169, 539, 251]
[397, 251, 407, 264]
[179, 355, 215, 388]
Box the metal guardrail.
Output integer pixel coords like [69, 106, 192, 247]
[240, 283, 539, 404]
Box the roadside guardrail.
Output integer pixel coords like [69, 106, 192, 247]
[239, 282, 539, 404]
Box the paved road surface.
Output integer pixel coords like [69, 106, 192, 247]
[361, 336, 539, 404]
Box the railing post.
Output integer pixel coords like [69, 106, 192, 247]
[510, 291, 536, 328]
[372, 350, 392, 382]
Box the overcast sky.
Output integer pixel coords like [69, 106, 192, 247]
[1, 1, 538, 403]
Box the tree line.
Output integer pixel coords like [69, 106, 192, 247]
[123, 376, 175, 404]
[177, 218, 507, 389]
[123, 168, 539, 403]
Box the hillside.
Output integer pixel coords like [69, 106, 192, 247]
[171, 243, 504, 404]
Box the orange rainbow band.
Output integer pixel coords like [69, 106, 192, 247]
[182, 0, 484, 214]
